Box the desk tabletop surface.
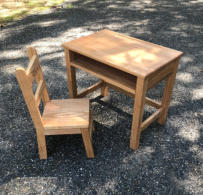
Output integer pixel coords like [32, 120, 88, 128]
[63, 29, 183, 77]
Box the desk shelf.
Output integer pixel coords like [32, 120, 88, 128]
[71, 54, 137, 95]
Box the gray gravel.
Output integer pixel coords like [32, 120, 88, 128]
[0, 0, 203, 194]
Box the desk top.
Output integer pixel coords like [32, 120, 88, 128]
[62, 29, 183, 77]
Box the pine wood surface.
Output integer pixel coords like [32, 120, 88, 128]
[63, 29, 183, 78]
[16, 47, 94, 159]
[71, 55, 137, 94]
[42, 99, 89, 130]
[62, 30, 183, 151]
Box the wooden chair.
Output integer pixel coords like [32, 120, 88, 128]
[15, 47, 94, 159]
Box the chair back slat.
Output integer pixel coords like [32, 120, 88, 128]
[15, 46, 50, 114]
[15, 67, 44, 129]
[26, 55, 39, 83]
[27, 47, 50, 106]
[35, 79, 45, 107]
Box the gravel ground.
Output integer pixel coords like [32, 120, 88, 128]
[0, 0, 202, 194]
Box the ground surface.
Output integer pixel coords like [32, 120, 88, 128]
[0, 0, 66, 24]
[0, 0, 202, 194]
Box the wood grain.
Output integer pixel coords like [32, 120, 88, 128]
[101, 82, 108, 96]
[27, 47, 50, 106]
[65, 49, 77, 98]
[16, 68, 47, 159]
[141, 108, 163, 131]
[158, 58, 180, 124]
[145, 97, 161, 109]
[62, 30, 183, 151]
[16, 47, 94, 159]
[44, 128, 81, 135]
[42, 99, 89, 130]
[35, 79, 45, 107]
[81, 128, 94, 158]
[63, 29, 183, 78]
[130, 77, 148, 150]
[77, 80, 104, 98]
[71, 54, 137, 95]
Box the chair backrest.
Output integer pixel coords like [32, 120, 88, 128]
[15, 47, 50, 131]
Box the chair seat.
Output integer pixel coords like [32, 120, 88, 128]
[42, 99, 89, 130]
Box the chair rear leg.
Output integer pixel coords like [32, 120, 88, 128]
[101, 82, 108, 96]
[81, 128, 94, 158]
[90, 116, 94, 138]
[36, 134, 47, 159]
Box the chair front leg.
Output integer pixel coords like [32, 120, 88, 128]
[81, 128, 94, 158]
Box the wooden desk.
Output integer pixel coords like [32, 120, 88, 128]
[62, 29, 183, 150]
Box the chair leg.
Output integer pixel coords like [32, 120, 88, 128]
[90, 115, 95, 137]
[101, 82, 108, 96]
[81, 128, 94, 158]
[36, 134, 47, 159]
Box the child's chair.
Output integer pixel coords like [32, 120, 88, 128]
[15, 47, 94, 159]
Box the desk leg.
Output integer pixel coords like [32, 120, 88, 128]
[101, 81, 108, 96]
[130, 77, 148, 150]
[65, 50, 77, 98]
[158, 58, 180, 125]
